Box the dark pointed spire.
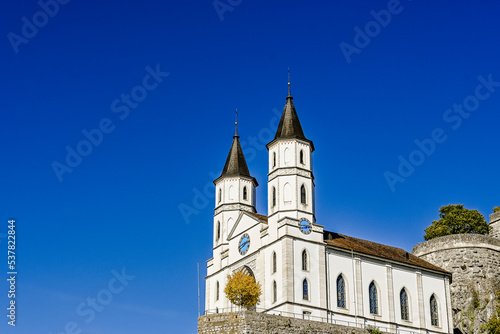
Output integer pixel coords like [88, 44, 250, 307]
[268, 77, 314, 151]
[274, 83, 306, 141]
[218, 116, 257, 185]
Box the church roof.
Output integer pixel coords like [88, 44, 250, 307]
[274, 95, 306, 140]
[247, 212, 268, 224]
[268, 85, 315, 150]
[216, 128, 258, 185]
[324, 231, 450, 275]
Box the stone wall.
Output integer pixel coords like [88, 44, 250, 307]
[412, 234, 500, 334]
[198, 311, 368, 334]
[490, 212, 500, 239]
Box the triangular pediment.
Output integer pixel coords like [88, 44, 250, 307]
[227, 211, 264, 241]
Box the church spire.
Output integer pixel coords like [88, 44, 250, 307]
[271, 79, 314, 151]
[218, 116, 257, 184]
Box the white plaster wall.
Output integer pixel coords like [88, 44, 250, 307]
[264, 243, 284, 309]
[392, 266, 420, 326]
[216, 178, 255, 207]
[361, 260, 389, 321]
[328, 250, 355, 315]
[293, 240, 322, 309]
[422, 274, 450, 333]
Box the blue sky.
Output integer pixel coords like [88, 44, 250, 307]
[1, 0, 499, 333]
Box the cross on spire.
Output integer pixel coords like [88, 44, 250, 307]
[288, 68, 291, 97]
[235, 108, 238, 136]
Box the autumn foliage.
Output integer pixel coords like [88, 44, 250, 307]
[224, 270, 261, 310]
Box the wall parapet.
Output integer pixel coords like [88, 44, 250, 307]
[198, 311, 372, 334]
[412, 233, 500, 257]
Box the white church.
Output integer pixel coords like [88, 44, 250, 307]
[205, 83, 453, 334]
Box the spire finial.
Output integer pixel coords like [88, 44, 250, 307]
[288, 67, 291, 97]
[235, 108, 238, 136]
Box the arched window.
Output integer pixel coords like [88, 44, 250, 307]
[218, 189, 222, 203]
[300, 150, 304, 164]
[300, 185, 306, 204]
[284, 148, 291, 165]
[302, 250, 308, 271]
[272, 252, 277, 274]
[273, 152, 276, 167]
[216, 221, 221, 241]
[283, 183, 292, 203]
[243, 186, 247, 200]
[273, 280, 277, 303]
[430, 295, 439, 326]
[337, 275, 346, 308]
[229, 185, 235, 200]
[272, 187, 276, 207]
[369, 281, 378, 315]
[400, 288, 409, 321]
[216, 281, 219, 301]
[303, 279, 309, 300]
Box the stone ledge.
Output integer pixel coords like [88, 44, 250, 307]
[198, 311, 368, 334]
[412, 234, 500, 256]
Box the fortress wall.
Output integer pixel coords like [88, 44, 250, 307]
[412, 234, 500, 334]
[198, 311, 368, 334]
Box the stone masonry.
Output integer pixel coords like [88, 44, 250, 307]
[412, 233, 500, 334]
[490, 212, 500, 239]
[198, 311, 369, 334]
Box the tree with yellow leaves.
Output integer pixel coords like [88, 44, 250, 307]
[224, 269, 261, 310]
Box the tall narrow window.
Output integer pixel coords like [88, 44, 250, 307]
[216, 221, 220, 241]
[303, 279, 309, 300]
[302, 250, 308, 271]
[272, 187, 276, 207]
[300, 150, 304, 164]
[243, 186, 247, 200]
[216, 281, 219, 301]
[218, 189, 222, 203]
[284, 148, 291, 165]
[430, 295, 439, 326]
[400, 289, 409, 321]
[337, 275, 346, 308]
[283, 183, 292, 203]
[273, 280, 277, 303]
[273, 152, 276, 167]
[300, 185, 306, 204]
[272, 252, 277, 274]
[369, 281, 378, 314]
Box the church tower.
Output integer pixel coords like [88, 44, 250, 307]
[266, 82, 315, 231]
[212, 120, 258, 252]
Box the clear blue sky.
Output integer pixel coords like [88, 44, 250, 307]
[1, 0, 499, 333]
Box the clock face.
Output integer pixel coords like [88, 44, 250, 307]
[299, 220, 312, 234]
[238, 233, 250, 255]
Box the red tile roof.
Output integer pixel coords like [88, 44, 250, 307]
[324, 231, 450, 274]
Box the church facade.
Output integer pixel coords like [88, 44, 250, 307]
[205, 85, 453, 334]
